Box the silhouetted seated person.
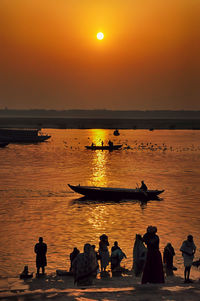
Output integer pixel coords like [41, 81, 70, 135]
[111, 241, 127, 274]
[91, 142, 94, 147]
[70, 247, 80, 272]
[108, 140, 113, 148]
[34, 237, 47, 276]
[163, 243, 176, 276]
[140, 181, 148, 191]
[133, 234, 147, 277]
[20, 265, 33, 279]
[72, 243, 98, 286]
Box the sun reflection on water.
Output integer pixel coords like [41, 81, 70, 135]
[88, 129, 109, 187]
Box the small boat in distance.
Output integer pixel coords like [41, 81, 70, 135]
[113, 129, 120, 136]
[0, 128, 51, 143]
[68, 184, 164, 200]
[85, 144, 122, 151]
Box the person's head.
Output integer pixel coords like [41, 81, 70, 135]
[187, 235, 193, 242]
[23, 265, 28, 272]
[39, 237, 43, 243]
[136, 234, 142, 241]
[114, 241, 118, 246]
[100, 234, 108, 241]
[91, 245, 96, 250]
[147, 226, 157, 234]
[73, 247, 78, 252]
[84, 243, 91, 253]
[141, 181, 144, 184]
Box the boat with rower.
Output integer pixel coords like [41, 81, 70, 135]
[85, 144, 122, 151]
[68, 184, 164, 200]
[0, 128, 51, 143]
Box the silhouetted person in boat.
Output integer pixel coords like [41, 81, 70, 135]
[163, 243, 176, 276]
[99, 234, 110, 272]
[111, 241, 126, 271]
[91, 142, 94, 147]
[34, 237, 47, 276]
[180, 235, 196, 283]
[133, 234, 147, 277]
[102, 141, 104, 147]
[142, 226, 164, 284]
[70, 247, 80, 272]
[108, 140, 113, 148]
[140, 181, 148, 191]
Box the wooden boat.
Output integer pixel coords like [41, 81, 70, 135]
[0, 128, 51, 143]
[68, 184, 164, 200]
[0, 142, 9, 148]
[85, 144, 122, 150]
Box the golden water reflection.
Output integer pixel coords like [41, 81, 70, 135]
[88, 129, 109, 187]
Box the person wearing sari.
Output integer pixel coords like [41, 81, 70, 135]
[99, 234, 110, 272]
[133, 234, 147, 277]
[72, 243, 98, 286]
[141, 226, 164, 284]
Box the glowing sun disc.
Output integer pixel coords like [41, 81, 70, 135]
[97, 32, 104, 40]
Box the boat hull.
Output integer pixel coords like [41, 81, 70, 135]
[85, 144, 122, 150]
[68, 184, 164, 200]
[0, 128, 51, 143]
[0, 135, 51, 143]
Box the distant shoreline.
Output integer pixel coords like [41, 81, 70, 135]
[0, 117, 200, 130]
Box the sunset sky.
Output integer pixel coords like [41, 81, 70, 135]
[0, 0, 199, 110]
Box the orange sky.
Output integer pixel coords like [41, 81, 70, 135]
[0, 0, 199, 110]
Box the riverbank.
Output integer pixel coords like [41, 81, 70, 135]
[0, 273, 200, 300]
[1, 117, 200, 130]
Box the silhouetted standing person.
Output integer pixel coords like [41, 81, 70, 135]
[180, 235, 196, 283]
[142, 226, 164, 284]
[163, 243, 175, 276]
[133, 234, 147, 277]
[34, 237, 47, 276]
[70, 247, 80, 272]
[99, 234, 109, 272]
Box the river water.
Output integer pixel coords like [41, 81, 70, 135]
[0, 129, 200, 279]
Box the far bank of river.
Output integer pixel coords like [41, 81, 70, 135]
[0, 117, 200, 130]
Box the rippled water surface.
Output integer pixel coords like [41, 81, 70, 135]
[0, 129, 200, 278]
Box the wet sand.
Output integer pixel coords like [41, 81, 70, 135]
[0, 117, 200, 129]
[1, 273, 200, 300]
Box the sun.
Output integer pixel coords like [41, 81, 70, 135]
[97, 32, 104, 40]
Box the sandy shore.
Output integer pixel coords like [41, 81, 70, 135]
[0, 272, 200, 300]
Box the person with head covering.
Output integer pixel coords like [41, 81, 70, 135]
[141, 226, 164, 284]
[70, 247, 80, 272]
[163, 243, 176, 276]
[34, 237, 47, 276]
[99, 234, 110, 272]
[72, 243, 98, 286]
[180, 235, 196, 283]
[110, 241, 127, 272]
[133, 234, 147, 277]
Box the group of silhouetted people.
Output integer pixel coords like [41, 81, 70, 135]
[30, 231, 198, 285]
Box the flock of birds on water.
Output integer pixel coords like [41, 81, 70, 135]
[63, 138, 200, 153]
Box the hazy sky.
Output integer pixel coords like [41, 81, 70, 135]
[0, 0, 199, 110]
